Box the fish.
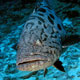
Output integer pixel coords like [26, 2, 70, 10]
[16, 0, 80, 74]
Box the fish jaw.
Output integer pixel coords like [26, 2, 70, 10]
[16, 53, 54, 71]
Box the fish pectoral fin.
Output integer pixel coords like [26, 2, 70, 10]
[53, 59, 65, 72]
[62, 35, 80, 47]
[44, 68, 48, 77]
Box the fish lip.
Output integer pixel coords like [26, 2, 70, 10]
[16, 54, 53, 71]
[16, 52, 54, 71]
[17, 60, 51, 71]
[17, 59, 47, 66]
[17, 58, 51, 71]
[16, 55, 49, 66]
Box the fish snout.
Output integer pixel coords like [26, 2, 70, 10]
[16, 53, 53, 71]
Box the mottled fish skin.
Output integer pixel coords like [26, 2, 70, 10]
[16, 0, 66, 71]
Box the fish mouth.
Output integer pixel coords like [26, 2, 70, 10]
[16, 54, 53, 71]
[18, 60, 47, 65]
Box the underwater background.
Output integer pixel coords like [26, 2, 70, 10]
[0, 0, 80, 80]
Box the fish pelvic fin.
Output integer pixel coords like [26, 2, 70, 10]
[44, 68, 48, 77]
[53, 59, 65, 72]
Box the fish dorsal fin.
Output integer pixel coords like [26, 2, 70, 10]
[53, 59, 65, 72]
[44, 68, 48, 77]
[62, 35, 80, 47]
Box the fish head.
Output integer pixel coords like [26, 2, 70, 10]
[16, 28, 60, 71]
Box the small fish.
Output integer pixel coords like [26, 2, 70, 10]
[16, 0, 80, 73]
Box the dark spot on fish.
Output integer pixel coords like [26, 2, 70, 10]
[43, 34, 48, 41]
[48, 16, 54, 24]
[49, 45, 53, 48]
[44, 24, 47, 28]
[38, 21, 42, 25]
[49, 14, 55, 20]
[51, 29, 54, 34]
[40, 28, 44, 39]
[56, 31, 59, 33]
[49, 45, 59, 51]
[25, 22, 34, 29]
[61, 23, 63, 26]
[50, 35, 53, 38]
[38, 8, 46, 13]
[43, 37, 47, 41]
[52, 41, 60, 46]
[37, 16, 45, 23]
[57, 24, 62, 30]
[50, 50, 53, 54]
[54, 50, 56, 54]
[38, 13, 44, 16]
[41, 28, 44, 34]
[54, 35, 57, 38]
[45, 34, 48, 37]
[39, 39, 42, 44]
[36, 26, 39, 29]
